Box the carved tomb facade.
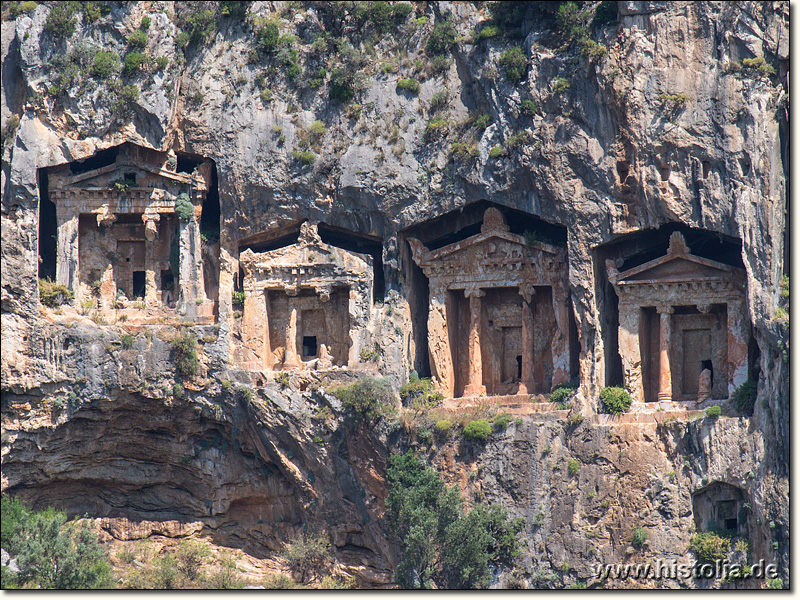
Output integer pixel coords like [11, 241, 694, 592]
[607, 232, 750, 403]
[238, 222, 373, 371]
[409, 208, 572, 399]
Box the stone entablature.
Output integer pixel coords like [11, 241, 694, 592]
[47, 143, 213, 320]
[238, 222, 373, 371]
[608, 232, 749, 403]
[409, 207, 572, 399]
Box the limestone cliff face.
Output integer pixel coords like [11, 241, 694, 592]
[1, 1, 788, 588]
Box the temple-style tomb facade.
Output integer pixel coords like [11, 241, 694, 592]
[409, 208, 573, 399]
[607, 232, 750, 403]
[238, 222, 373, 371]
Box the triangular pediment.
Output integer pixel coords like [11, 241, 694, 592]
[67, 162, 192, 187]
[616, 233, 738, 284]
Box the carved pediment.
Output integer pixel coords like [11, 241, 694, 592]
[614, 233, 738, 286]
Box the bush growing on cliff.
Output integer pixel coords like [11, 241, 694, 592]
[463, 419, 493, 441]
[332, 377, 395, 422]
[90, 51, 120, 79]
[396, 77, 421, 95]
[499, 46, 527, 83]
[386, 451, 523, 588]
[171, 332, 199, 378]
[39, 278, 74, 308]
[1, 495, 112, 589]
[400, 373, 443, 411]
[732, 380, 757, 416]
[632, 527, 648, 549]
[689, 532, 730, 565]
[44, 2, 78, 40]
[282, 532, 332, 583]
[550, 382, 577, 404]
[427, 20, 457, 55]
[175, 193, 194, 221]
[600, 386, 632, 414]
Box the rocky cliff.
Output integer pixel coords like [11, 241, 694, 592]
[0, 0, 789, 589]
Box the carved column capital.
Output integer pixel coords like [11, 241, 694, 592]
[519, 281, 536, 304]
[656, 304, 674, 315]
[697, 303, 711, 314]
[464, 286, 485, 299]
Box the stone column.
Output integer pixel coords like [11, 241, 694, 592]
[427, 282, 455, 398]
[243, 287, 269, 370]
[283, 303, 301, 370]
[463, 287, 486, 397]
[657, 304, 674, 401]
[618, 301, 643, 403]
[178, 216, 205, 317]
[143, 213, 160, 308]
[518, 286, 536, 395]
[726, 298, 749, 395]
[550, 285, 571, 389]
[55, 206, 79, 293]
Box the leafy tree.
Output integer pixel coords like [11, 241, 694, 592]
[331, 377, 394, 422]
[387, 452, 523, 589]
[282, 533, 332, 583]
[171, 331, 199, 378]
[427, 20, 456, 55]
[6, 502, 111, 589]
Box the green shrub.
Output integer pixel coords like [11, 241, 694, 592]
[689, 532, 730, 564]
[174, 540, 210, 581]
[499, 46, 527, 84]
[235, 385, 253, 403]
[463, 419, 493, 441]
[155, 56, 169, 70]
[292, 150, 316, 165]
[435, 419, 452, 436]
[658, 92, 688, 109]
[567, 458, 580, 476]
[122, 51, 149, 75]
[424, 116, 450, 140]
[550, 382, 577, 404]
[593, 1, 618, 27]
[282, 533, 332, 583]
[20, 1, 38, 14]
[128, 29, 147, 48]
[400, 374, 443, 411]
[632, 527, 647, 548]
[121, 334, 135, 349]
[417, 427, 433, 445]
[172, 383, 185, 398]
[171, 332, 198, 378]
[429, 90, 450, 112]
[600, 386, 632, 414]
[450, 142, 479, 161]
[90, 51, 119, 79]
[39, 278, 74, 308]
[556, 1, 591, 44]
[232, 290, 245, 305]
[742, 56, 776, 77]
[176, 3, 220, 47]
[705, 405, 722, 418]
[732, 380, 757, 416]
[476, 24, 501, 40]
[332, 377, 395, 422]
[274, 372, 290, 388]
[116, 84, 140, 108]
[580, 39, 608, 61]
[493, 413, 513, 431]
[309, 119, 326, 137]
[83, 1, 111, 23]
[427, 20, 456, 55]
[396, 78, 421, 94]
[552, 77, 571, 93]
[473, 113, 492, 130]
[208, 551, 244, 589]
[2, 496, 112, 589]
[520, 99, 539, 116]
[175, 192, 194, 221]
[488, 145, 506, 159]
[44, 2, 78, 40]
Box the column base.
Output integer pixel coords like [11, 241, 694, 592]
[657, 392, 672, 401]
[463, 383, 486, 397]
[518, 381, 535, 395]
